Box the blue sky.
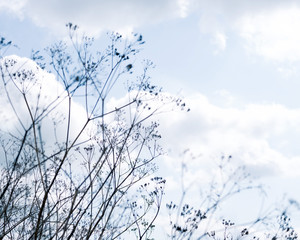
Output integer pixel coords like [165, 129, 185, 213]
[1, 0, 300, 235]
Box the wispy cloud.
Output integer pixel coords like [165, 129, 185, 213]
[1, 0, 191, 36]
[3, 0, 300, 63]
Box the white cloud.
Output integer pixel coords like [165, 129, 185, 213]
[158, 93, 300, 180]
[0, 0, 26, 18]
[195, 1, 300, 61]
[152, 92, 300, 234]
[0, 56, 90, 152]
[212, 32, 227, 53]
[177, 0, 193, 18]
[4, 0, 300, 62]
[214, 89, 235, 106]
[236, 6, 300, 62]
[277, 65, 298, 78]
[193, 1, 300, 62]
[1, 0, 194, 37]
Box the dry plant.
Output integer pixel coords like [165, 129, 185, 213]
[0, 24, 187, 240]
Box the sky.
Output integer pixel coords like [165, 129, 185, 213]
[1, 0, 300, 236]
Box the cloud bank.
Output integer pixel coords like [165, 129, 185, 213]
[159, 93, 300, 181]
